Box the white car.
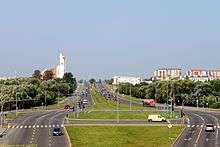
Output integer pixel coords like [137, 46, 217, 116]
[205, 124, 215, 132]
[82, 99, 88, 104]
[148, 115, 166, 122]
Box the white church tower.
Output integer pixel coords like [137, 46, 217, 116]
[56, 53, 66, 78]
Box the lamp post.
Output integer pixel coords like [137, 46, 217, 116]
[45, 92, 47, 110]
[129, 84, 132, 111]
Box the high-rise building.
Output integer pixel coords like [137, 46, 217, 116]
[153, 68, 182, 81]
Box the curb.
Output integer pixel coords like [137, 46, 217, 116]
[171, 125, 187, 147]
[64, 126, 72, 147]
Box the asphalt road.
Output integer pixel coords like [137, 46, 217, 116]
[5, 110, 69, 147]
[96, 82, 143, 107]
[173, 109, 220, 147]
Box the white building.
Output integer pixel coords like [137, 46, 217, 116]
[187, 69, 220, 82]
[113, 76, 142, 85]
[56, 53, 66, 79]
[153, 68, 182, 81]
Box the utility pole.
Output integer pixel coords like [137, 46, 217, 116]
[130, 84, 132, 111]
[0, 102, 3, 128]
[45, 92, 47, 110]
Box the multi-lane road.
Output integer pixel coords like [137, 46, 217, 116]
[5, 110, 69, 147]
[174, 108, 220, 147]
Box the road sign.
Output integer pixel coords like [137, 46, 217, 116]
[168, 124, 173, 129]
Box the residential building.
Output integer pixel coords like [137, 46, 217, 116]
[113, 76, 142, 85]
[187, 69, 220, 81]
[153, 68, 182, 81]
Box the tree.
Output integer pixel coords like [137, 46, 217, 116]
[63, 72, 77, 94]
[89, 79, 96, 84]
[42, 70, 53, 80]
[32, 70, 42, 79]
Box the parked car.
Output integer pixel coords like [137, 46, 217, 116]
[148, 114, 166, 122]
[205, 124, 215, 132]
[53, 128, 63, 136]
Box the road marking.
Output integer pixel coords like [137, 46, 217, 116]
[192, 125, 195, 128]
[16, 126, 19, 129]
[24, 126, 27, 128]
[20, 126, 23, 129]
[56, 124, 59, 127]
[49, 125, 52, 128]
[53, 125, 55, 127]
[29, 126, 32, 128]
[45, 125, 47, 128]
[33, 125, 35, 128]
[61, 124, 64, 127]
[41, 125, 44, 128]
[192, 113, 205, 147]
[37, 125, 39, 128]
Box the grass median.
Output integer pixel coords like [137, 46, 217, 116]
[69, 111, 180, 120]
[66, 126, 184, 147]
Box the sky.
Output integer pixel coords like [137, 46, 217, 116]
[0, 0, 220, 79]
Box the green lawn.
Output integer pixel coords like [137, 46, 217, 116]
[66, 126, 184, 147]
[69, 111, 180, 120]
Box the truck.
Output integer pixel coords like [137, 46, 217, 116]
[148, 114, 166, 122]
[143, 99, 156, 107]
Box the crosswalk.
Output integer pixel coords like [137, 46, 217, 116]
[8, 124, 64, 129]
[187, 124, 220, 129]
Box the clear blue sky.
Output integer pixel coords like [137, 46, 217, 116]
[0, 0, 220, 79]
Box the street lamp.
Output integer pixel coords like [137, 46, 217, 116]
[44, 92, 47, 110]
[129, 84, 132, 111]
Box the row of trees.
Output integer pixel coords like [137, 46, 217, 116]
[117, 80, 220, 108]
[0, 72, 77, 111]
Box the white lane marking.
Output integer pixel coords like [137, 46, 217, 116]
[192, 125, 195, 128]
[33, 125, 35, 128]
[53, 125, 55, 127]
[49, 125, 52, 128]
[24, 126, 27, 129]
[16, 126, 19, 129]
[41, 125, 44, 128]
[37, 125, 39, 128]
[20, 126, 23, 129]
[29, 126, 32, 129]
[192, 113, 205, 147]
[56, 124, 59, 127]
[61, 124, 64, 127]
[45, 125, 48, 128]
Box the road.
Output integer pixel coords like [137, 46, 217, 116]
[5, 110, 69, 147]
[96, 82, 143, 107]
[173, 109, 220, 147]
[2, 83, 87, 147]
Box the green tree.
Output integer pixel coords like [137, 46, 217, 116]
[32, 70, 42, 79]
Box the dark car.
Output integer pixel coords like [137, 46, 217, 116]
[53, 128, 63, 136]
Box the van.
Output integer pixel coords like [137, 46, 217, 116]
[148, 114, 166, 122]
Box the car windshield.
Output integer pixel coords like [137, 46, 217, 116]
[54, 128, 61, 132]
[206, 124, 214, 127]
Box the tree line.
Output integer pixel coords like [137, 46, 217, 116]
[116, 80, 220, 109]
[0, 71, 77, 111]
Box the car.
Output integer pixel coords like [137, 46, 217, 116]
[205, 124, 215, 132]
[148, 114, 166, 122]
[82, 99, 88, 104]
[53, 128, 63, 136]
